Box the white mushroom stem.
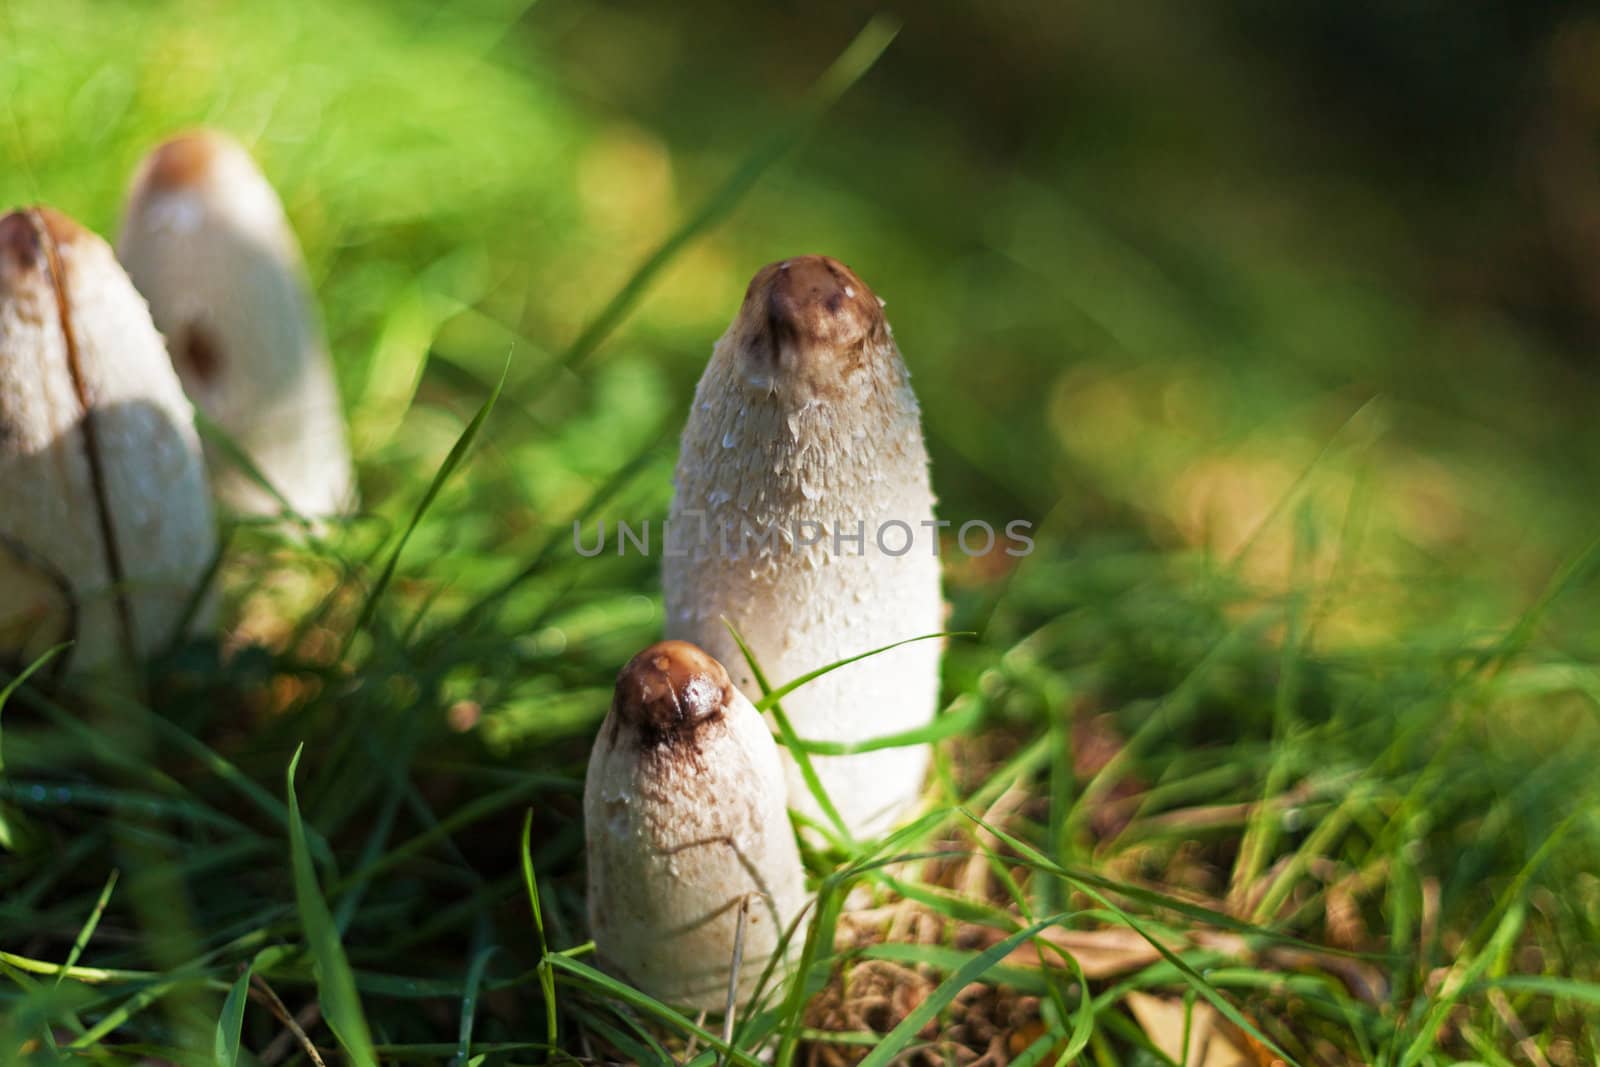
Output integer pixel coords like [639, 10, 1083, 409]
[663, 256, 944, 838]
[585, 640, 807, 1011]
[0, 207, 216, 674]
[118, 129, 353, 518]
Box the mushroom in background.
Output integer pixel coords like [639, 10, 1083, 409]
[0, 207, 216, 674]
[585, 640, 807, 1011]
[663, 256, 944, 838]
[118, 129, 353, 518]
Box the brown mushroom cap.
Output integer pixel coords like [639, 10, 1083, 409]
[135, 130, 226, 191]
[612, 639, 733, 745]
[0, 211, 44, 274]
[0, 208, 90, 283]
[731, 255, 889, 390]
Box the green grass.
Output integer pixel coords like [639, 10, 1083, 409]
[3, 1, 1600, 1063]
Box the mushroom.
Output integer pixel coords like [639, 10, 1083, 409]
[585, 640, 807, 1011]
[117, 129, 354, 518]
[0, 207, 216, 674]
[662, 256, 944, 838]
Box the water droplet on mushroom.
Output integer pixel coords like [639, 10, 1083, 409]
[722, 429, 737, 449]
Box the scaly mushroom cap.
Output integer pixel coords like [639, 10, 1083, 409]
[585, 640, 807, 1010]
[663, 256, 944, 838]
[610, 638, 733, 743]
[728, 256, 891, 398]
[118, 129, 353, 518]
[0, 206, 215, 674]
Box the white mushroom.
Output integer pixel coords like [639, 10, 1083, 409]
[117, 129, 353, 518]
[585, 640, 807, 1011]
[663, 256, 944, 838]
[0, 207, 216, 674]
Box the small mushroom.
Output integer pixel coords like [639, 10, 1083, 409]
[117, 129, 353, 517]
[585, 640, 807, 1010]
[663, 256, 944, 837]
[0, 207, 216, 674]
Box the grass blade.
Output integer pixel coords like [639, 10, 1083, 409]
[751, 631, 967, 713]
[858, 914, 1071, 1067]
[347, 359, 508, 648]
[453, 943, 499, 1066]
[0, 642, 67, 851]
[546, 954, 765, 1067]
[785, 695, 983, 755]
[967, 812, 1302, 1067]
[559, 14, 900, 372]
[56, 867, 117, 984]
[520, 810, 559, 1054]
[1469, 975, 1600, 1006]
[286, 745, 377, 1067]
[213, 959, 254, 1067]
[0, 642, 69, 723]
[723, 618, 853, 847]
[193, 409, 309, 530]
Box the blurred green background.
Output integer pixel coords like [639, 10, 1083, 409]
[8, 0, 1600, 597]
[10, 0, 1600, 639]
[4, 0, 1600, 1059]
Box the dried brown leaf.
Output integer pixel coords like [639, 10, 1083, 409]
[1125, 992, 1252, 1067]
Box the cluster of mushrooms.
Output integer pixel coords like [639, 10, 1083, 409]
[592, 255, 942, 1009]
[0, 133, 943, 1015]
[0, 130, 352, 676]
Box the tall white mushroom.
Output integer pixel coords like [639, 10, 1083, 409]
[585, 640, 807, 1011]
[117, 129, 353, 518]
[663, 256, 944, 838]
[0, 207, 216, 674]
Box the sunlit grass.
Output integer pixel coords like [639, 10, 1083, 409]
[2, 1, 1599, 1064]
